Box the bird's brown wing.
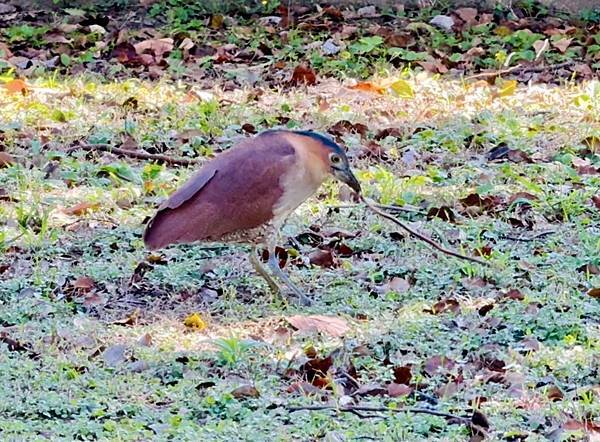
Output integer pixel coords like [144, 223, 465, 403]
[143, 134, 296, 250]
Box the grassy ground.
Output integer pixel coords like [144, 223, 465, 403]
[1, 3, 600, 441]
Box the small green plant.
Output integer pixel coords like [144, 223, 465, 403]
[213, 336, 259, 367]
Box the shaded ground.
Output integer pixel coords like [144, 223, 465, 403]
[1, 2, 599, 441]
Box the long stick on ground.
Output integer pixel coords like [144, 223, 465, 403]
[286, 405, 470, 424]
[361, 196, 489, 266]
[67, 144, 199, 166]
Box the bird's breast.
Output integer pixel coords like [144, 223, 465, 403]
[272, 159, 326, 222]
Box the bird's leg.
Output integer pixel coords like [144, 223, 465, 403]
[248, 245, 281, 295]
[266, 243, 312, 306]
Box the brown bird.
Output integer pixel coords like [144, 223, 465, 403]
[143, 129, 361, 304]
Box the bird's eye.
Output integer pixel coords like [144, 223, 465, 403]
[330, 154, 342, 165]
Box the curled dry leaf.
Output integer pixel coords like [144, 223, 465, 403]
[587, 288, 600, 298]
[350, 81, 385, 94]
[426, 298, 460, 315]
[309, 249, 336, 268]
[134, 38, 174, 59]
[286, 314, 349, 337]
[231, 385, 260, 399]
[289, 64, 317, 86]
[552, 38, 572, 53]
[73, 276, 95, 291]
[546, 385, 564, 401]
[63, 201, 100, 216]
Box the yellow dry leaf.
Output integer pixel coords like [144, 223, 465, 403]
[390, 79, 414, 98]
[184, 313, 207, 330]
[497, 80, 517, 97]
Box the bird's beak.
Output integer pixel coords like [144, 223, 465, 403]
[332, 167, 361, 194]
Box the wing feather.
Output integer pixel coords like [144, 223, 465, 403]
[143, 133, 296, 249]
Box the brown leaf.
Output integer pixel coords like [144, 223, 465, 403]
[289, 64, 317, 86]
[503, 289, 525, 301]
[0, 152, 15, 168]
[426, 206, 456, 222]
[423, 355, 456, 376]
[455, 7, 478, 23]
[134, 38, 174, 59]
[546, 385, 564, 401]
[113, 309, 140, 326]
[328, 120, 368, 138]
[552, 38, 572, 53]
[231, 384, 260, 399]
[387, 383, 412, 397]
[350, 81, 385, 94]
[592, 195, 600, 210]
[588, 288, 600, 298]
[287, 315, 349, 337]
[299, 354, 334, 388]
[427, 298, 460, 315]
[63, 201, 99, 216]
[309, 249, 336, 268]
[393, 365, 412, 385]
[72, 276, 95, 291]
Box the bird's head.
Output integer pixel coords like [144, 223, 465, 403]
[293, 130, 361, 194]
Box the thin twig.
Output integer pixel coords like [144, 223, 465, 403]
[286, 405, 470, 423]
[361, 196, 489, 266]
[335, 203, 424, 214]
[466, 60, 575, 80]
[67, 144, 199, 166]
[500, 230, 556, 242]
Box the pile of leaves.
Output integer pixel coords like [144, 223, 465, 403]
[1, 0, 599, 85]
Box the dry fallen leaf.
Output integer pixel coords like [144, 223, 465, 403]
[73, 276, 95, 291]
[184, 312, 207, 330]
[286, 315, 349, 337]
[552, 38, 572, 53]
[3, 79, 27, 94]
[455, 7, 478, 23]
[0, 152, 15, 168]
[350, 81, 385, 94]
[134, 38, 174, 59]
[390, 79, 414, 98]
[63, 201, 100, 216]
[289, 64, 317, 86]
[231, 385, 260, 399]
[388, 382, 412, 397]
[588, 288, 600, 298]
